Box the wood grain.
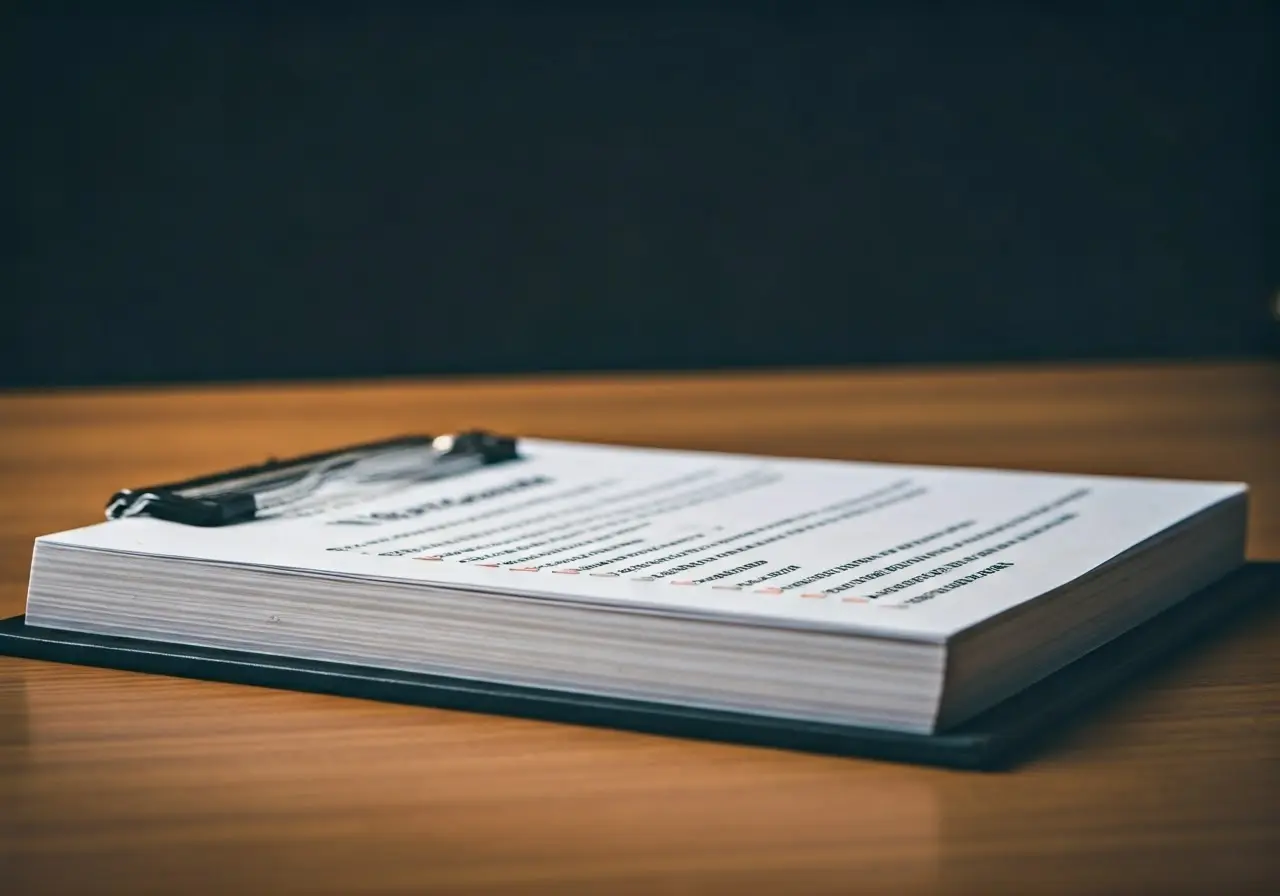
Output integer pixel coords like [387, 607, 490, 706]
[1, 361, 1277, 895]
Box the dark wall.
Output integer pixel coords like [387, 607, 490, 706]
[7, 4, 1277, 388]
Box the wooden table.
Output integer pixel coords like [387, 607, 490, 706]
[2, 362, 1277, 894]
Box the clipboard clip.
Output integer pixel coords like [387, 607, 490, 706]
[105, 430, 519, 527]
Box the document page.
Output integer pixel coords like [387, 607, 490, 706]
[41, 439, 1245, 639]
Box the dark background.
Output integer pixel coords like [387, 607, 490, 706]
[7, 3, 1277, 389]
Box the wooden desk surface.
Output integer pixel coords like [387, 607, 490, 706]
[2, 362, 1277, 895]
